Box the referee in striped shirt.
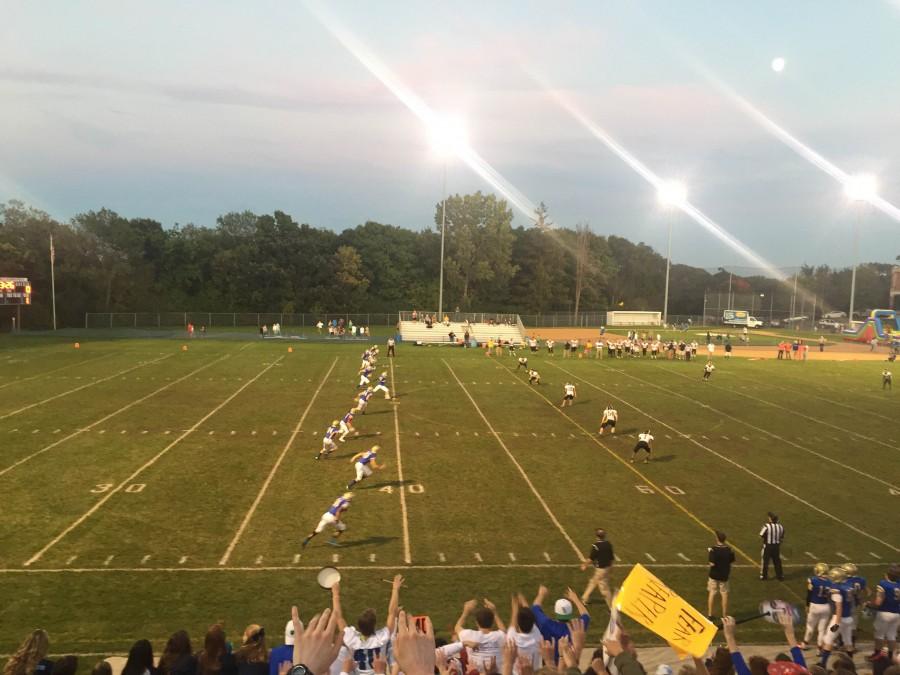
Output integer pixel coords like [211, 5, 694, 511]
[759, 512, 785, 581]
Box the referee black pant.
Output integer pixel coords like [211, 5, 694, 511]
[760, 543, 783, 580]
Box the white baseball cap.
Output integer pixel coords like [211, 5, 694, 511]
[656, 666, 673, 675]
[554, 598, 574, 620]
[284, 620, 295, 646]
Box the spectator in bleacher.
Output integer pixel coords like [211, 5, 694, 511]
[411, 310, 418, 321]
[91, 663, 112, 675]
[196, 625, 237, 675]
[443, 314, 450, 326]
[531, 585, 590, 645]
[464, 329, 470, 346]
[507, 594, 543, 673]
[158, 631, 195, 675]
[268, 622, 294, 675]
[49, 658, 77, 675]
[448, 330, 456, 344]
[122, 640, 156, 675]
[235, 625, 268, 675]
[453, 599, 507, 673]
[3, 629, 53, 675]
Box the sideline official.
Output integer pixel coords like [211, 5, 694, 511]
[759, 512, 785, 581]
[581, 528, 614, 607]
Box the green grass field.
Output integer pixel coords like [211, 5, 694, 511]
[1, 335, 897, 661]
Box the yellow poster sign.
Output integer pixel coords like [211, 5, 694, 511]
[616, 564, 717, 658]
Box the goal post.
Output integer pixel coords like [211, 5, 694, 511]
[606, 311, 662, 326]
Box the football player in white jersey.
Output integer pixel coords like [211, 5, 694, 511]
[702, 361, 715, 381]
[599, 405, 618, 435]
[527, 369, 541, 385]
[631, 430, 654, 463]
[338, 409, 359, 442]
[516, 356, 529, 371]
[560, 382, 577, 407]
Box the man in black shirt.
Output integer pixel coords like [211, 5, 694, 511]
[580, 529, 614, 607]
[707, 530, 735, 619]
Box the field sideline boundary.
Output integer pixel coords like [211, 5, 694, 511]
[390, 357, 412, 564]
[655, 364, 899, 453]
[0, 352, 112, 390]
[0, 351, 239, 478]
[218, 356, 340, 565]
[550, 362, 899, 554]
[23, 354, 284, 566]
[0, 354, 173, 420]
[596, 362, 899, 492]
[0, 561, 889, 575]
[443, 359, 583, 560]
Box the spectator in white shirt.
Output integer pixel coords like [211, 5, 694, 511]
[506, 594, 542, 674]
[453, 599, 506, 672]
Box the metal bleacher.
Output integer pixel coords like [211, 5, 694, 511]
[398, 311, 526, 346]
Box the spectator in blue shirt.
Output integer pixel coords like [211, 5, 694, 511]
[268, 621, 294, 675]
[531, 586, 590, 645]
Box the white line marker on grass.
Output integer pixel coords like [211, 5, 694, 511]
[0, 353, 112, 391]
[24, 357, 283, 567]
[439, 553, 446, 562]
[332, 554, 339, 563]
[474, 553, 483, 562]
[179, 556, 187, 565]
[870, 552, 882, 559]
[255, 556, 263, 565]
[544, 552, 551, 561]
[293, 554, 301, 564]
[369, 554, 376, 562]
[141, 555, 151, 564]
[218, 357, 339, 566]
[389, 358, 413, 565]
[444, 360, 583, 560]
[805, 552, 817, 559]
[508, 552, 516, 561]
[836, 552, 849, 560]
[1, 355, 173, 420]
[0, 354, 236, 478]
[65, 556, 77, 566]
[645, 553, 656, 562]
[103, 555, 114, 566]
[677, 552, 691, 561]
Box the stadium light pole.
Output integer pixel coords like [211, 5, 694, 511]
[843, 174, 878, 322]
[428, 115, 467, 322]
[657, 181, 687, 326]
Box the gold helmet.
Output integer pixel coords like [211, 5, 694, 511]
[813, 562, 829, 576]
[332, 419, 340, 426]
[343, 492, 354, 500]
[828, 567, 847, 583]
[371, 445, 380, 453]
[840, 563, 858, 576]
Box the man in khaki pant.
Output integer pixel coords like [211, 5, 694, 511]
[580, 529, 614, 607]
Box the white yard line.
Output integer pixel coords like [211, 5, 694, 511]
[218, 356, 339, 565]
[1, 354, 173, 420]
[552, 363, 899, 554]
[23, 356, 283, 566]
[0, 353, 112, 390]
[657, 364, 900, 453]
[443, 359, 583, 560]
[390, 358, 412, 564]
[598, 364, 899, 492]
[0, 353, 234, 478]
[1, 560, 887, 574]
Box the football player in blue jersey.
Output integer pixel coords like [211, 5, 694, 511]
[315, 420, 341, 460]
[301, 492, 353, 548]
[347, 445, 385, 490]
[868, 564, 900, 662]
[799, 563, 833, 651]
[841, 563, 868, 649]
[820, 567, 854, 666]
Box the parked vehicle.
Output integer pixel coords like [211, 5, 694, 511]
[723, 310, 764, 328]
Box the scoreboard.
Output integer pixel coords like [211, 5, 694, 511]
[0, 277, 32, 305]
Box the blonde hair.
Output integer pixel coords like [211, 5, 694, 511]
[236, 625, 267, 665]
[3, 630, 50, 675]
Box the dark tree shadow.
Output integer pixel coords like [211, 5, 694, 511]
[358, 479, 414, 490]
[337, 535, 398, 549]
[651, 454, 676, 463]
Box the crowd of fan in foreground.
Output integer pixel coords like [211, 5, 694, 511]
[3, 579, 898, 675]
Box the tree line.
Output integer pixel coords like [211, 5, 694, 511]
[0, 195, 895, 329]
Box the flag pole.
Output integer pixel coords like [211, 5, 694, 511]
[50, 234, 57, 330]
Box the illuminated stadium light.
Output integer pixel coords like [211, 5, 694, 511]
[428, 115, 468, 160]
[771, 57, 786, 73]
[843, 173, 878, 203]
[657, 180, 688, 208]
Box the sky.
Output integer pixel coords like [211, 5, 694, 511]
[2, 0, 900, 270]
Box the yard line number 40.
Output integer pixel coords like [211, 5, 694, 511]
[380, 484, 425, 494]
[635, 484, 685, 495]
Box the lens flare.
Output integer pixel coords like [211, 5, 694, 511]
[303, 0, 537, 221]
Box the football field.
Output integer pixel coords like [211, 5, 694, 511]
[0, 336, 897, 656]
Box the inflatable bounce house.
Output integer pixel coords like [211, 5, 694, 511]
[842, 308, 900, 349]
